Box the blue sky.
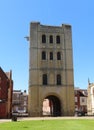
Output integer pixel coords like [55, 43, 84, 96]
[0, 0, 94, 91]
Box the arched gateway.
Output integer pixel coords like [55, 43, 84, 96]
[28, 22, 75, 117]
[43, 95, 61, 116]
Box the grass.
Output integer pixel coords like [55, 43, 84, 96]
[0, 119, 94, 130]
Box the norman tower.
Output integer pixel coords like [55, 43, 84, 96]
[87, 82, 94, 115]
[28, 22, 75, 116]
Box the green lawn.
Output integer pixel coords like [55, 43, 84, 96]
[0, 119, 94, 130]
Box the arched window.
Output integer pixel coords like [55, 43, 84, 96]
[43, 74, 47, 85]
[49, 35, 53, 43]
[57, 74, 61, 85]
[42, 51, 46, 60]
[57, 52, 61, 60]
[42, 34, 46, 43]
[56, 35, 60, 44]
[50, 52, 53, 60]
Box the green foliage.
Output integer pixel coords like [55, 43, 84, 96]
[0, 119, 94, 130]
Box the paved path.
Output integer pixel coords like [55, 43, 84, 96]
[0, 116, 94, 123]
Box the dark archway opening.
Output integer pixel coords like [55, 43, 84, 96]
[42, 95, 61, 117]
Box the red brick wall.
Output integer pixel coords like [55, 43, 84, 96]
[0, 103, 7, 118]
[0, 68, 9, 118]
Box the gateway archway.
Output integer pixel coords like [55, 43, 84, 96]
[28, 22, 75, 117]
[42, 95, 61, 116]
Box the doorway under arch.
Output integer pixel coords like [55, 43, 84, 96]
[42, 95, 61, 116]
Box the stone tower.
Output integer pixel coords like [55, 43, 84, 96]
[87, 82, 94, 115]
[28, 22, 75, 117]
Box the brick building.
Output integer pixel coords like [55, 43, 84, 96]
[12, 90, 28, 115]
[0, 67, 13, 118]
[75, 88, 87, 115]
